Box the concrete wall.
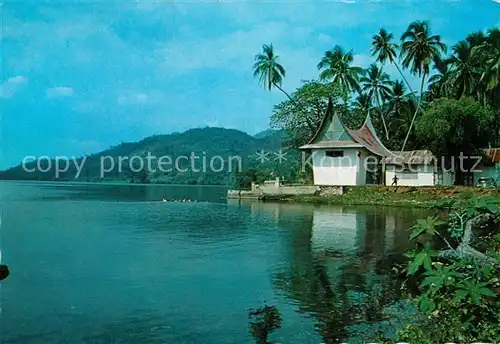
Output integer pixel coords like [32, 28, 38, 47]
[356, 155, 367, 185]
[311, 148, 362, 186]
[251, 182, 319, 195]
[228, 181, 320, 198]
[385, 164, 436, 186]
[227, 190, 258, 199]
[274, 185, 320, 195]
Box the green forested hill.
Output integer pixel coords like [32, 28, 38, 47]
[0, 127, 303, 185]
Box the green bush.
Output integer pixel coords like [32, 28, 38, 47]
[395, 196, 500, 343]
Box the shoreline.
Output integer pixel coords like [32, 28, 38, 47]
[258, 186, 500, 208]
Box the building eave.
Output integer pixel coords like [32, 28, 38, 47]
[382, 150, 435, 165]
[299, 142, 364, 150]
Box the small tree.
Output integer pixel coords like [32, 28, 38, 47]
[416, 97, 496, 184]
[270, 80, 347, 148]
[397, 196, 500, 343]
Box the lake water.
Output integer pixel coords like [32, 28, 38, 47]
[0, 181, 427, 343]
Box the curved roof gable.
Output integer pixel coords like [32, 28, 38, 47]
[306, 99, 356, 144]
[300, 98, 394, 157]
[347, 114, 394, 157]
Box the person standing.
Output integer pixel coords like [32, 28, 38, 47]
[391, 174, 399, 186]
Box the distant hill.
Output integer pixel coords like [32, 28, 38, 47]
[253, 129, 285, 139]
[0, 127, 303, 185]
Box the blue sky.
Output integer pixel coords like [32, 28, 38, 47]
[1, 0, 499, 169]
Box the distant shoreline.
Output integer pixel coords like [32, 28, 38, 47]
[0, 180, 229, 188]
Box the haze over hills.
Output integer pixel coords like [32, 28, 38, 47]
[0, 127, 301, 185]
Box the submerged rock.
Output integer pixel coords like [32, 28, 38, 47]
[0, 265, 9, 280]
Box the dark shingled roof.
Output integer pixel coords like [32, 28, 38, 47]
[383, 149, 500, 165]
[382, 150, 435, 165]
[347, 116, 394, 157]
[299, 141, 364, 149]
[483, 148, 500, 164]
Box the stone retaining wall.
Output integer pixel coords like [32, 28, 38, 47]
[228, 184, 321, 198]
[318, 186, 344, 196]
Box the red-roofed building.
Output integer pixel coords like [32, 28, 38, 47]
[299, 100, 459, 186]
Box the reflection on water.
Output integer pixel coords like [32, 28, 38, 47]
[229, 200, 425, 343]
[1, 182, 427, 344]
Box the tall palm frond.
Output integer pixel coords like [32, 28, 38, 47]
[399, 20, 447, 151]
[360, 63, 394, 139]
[317, 45, 364, 96]
[371, 28, 414, 95]
[253, 43, 286, 91]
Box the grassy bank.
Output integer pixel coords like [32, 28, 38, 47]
[261, 186, 500, 208]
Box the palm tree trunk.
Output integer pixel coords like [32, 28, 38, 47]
[392, 60, 415, 95]
[272, 82, 316, 132]
[391, 59, 425, 148]
[401, 74, 426, 152]
[376, 94, 390, 140]
[273, 82, 294, 102]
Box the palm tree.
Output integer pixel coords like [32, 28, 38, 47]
[371, 28, 414, 95]
[253, 43, 293, 101]
[253, 44, 320, 135]
[424, 55, 450, 102]
[353, 93, 372, 114]
[475, 28, 500, 91]
[466, 31, 486, 48]
[360, 63, 393, 139]
[473, 28, 500, 143]
[388, 81, 410, 127]
[384, 80, 419, 150]
[445, 40, 481, 99]
[399, 20, 447, 151]
[465, 31, 488, 105]
[388, 80, 410, 118]
[426, 73, 446, 102]
[317, 45, 364, 97]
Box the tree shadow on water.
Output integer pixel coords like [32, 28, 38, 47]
[248, 304, 283, 344]
[273, 255, 403, 343]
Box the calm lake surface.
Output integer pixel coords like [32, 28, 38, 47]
[0, 181, 428, 343]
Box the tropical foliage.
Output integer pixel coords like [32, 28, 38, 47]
[253, 44, 287, 95]
[416, 97, 496, 184]
[269, 80, 349, 147]
[317, 45, 364, 97]
[255, 22, 500, 154]
[359, 63, 393, 139]
[395, 196, 500, 343]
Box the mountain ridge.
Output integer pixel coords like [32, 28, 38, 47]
[0, 127, 301, 185]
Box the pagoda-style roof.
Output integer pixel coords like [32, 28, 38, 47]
[299, 98, 394, 157]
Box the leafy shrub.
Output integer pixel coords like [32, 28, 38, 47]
[396, 196, 500, 343]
